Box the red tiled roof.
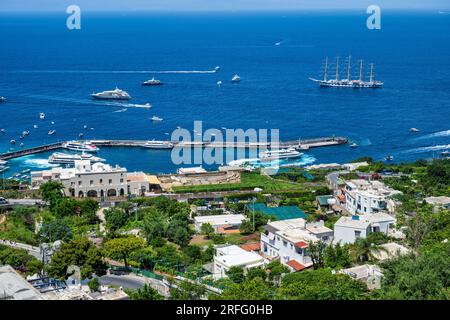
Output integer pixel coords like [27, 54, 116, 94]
[286, 260, 306, 271]
[294, 241, 308, 248]
[240, 242, 261, 252]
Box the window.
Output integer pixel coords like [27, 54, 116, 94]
[120, 178, 124, 183]
[109, 179, 112, 185]
[99, 179, 103, 184]
[354, 230, 361, 239]
[283, 240, 287, 247]
[78, 181, 82, 186]
[90, 180, 93, 186]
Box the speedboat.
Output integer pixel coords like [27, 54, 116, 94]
[214, 66, 220, 72]
[151, 116, 163, 122]
[48, 130, 56, 135]
[0, 97, 6, 103]
[39, 113, 45, 119]
[22, 131, 30, 136]
[385, 155, 394, 161]
[142, 77, 163, 86]
[33, 125, 38, 129]
[62, 140, 99, 152]
[10, 139, 15, 145]
[410, 128, 420, 133]
[143, 140, 174, 149]
[258, 148, 302, 161]
[231, 74, 241, 82]
[130, 103, 151, 108]
[91, 87, 131, 100]
[48, 152, 105, 165]
[350, 143, 358, 148]
[1, 129, 5, 133]
[217, 81, 223, 86]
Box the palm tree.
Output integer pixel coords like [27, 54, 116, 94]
[351, 237, 387, 264]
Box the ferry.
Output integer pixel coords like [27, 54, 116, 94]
[91, 88, 131, 100]
[48, 130, 56, 135]
[48, 152, 105, 165]
[143, 140, 174, 149]
[142, 77, 163, 86]
[310, 56, 383, 88]
[151, 116, 163, 122]
[231, 74, 241, 82]
[258, 148, 302, 161]
[39, 113, 45, 119]
[62, 141, 99, 152]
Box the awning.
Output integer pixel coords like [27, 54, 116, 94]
[286, 260, 307, 271]
[294, 241, 308, 249]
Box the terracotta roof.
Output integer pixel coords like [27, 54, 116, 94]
[294, 241, 308, 248]
[240, 242, 261, 252]
[286, 260, 307, 271]
[338, 194, 345, 201]
[217, 226, 241, 234]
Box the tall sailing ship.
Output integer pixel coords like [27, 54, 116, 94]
[309, 56, 383, 88]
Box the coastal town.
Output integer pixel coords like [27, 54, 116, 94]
[1, 152, 449, 300]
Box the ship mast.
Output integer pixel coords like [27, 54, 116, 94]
[359, 59, 363, 81]
[347, 55, 351, 81]
[335, 56, 340, 81]
[370, 63, 374, 82]
[323, 57, 329, 81]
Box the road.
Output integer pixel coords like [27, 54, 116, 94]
[0, 199, 45, 209]
[99, 274, 146, 290]
[0, 239, 41, 259]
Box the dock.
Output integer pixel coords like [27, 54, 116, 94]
[0, 137, 347, 161]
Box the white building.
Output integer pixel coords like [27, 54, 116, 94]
[344, 179, 401, 215]
[260, 218, 333, 271]
[339, 264, 383, 290]
[31, 160, 151, 198]
[194, 214, 245, 233]
[213, 244, 265, 279]
[333, 212, 396, 244]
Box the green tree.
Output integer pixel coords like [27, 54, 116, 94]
[324, 243, 352, 269]
[103, 236, 146, 268]
[277, 268, 368, 300]
[266, 260, 290, 283]
[142, 210, 167, 245]
[169, 280, 206, 300]
[226, 266, 245, 283]
[200, 223, 215, 239]
[212, 277, 273, 300]
[246, 267, 267, 281]
[351, 237, 387, 264]
[0, 245, 43, 275]
[104, 207, 129, 232]
[126, 284, 164, 300]
[39, 219, 73, 242]
[88, 277, 100, 292]
[239, 219, 254, 234]
[39, 181, 64, 210]
[308, 240, 326, 269]
[46, 238, 107, 280]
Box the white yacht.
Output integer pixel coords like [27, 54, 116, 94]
[142, 77, 163, 86]
[48, 152, 105, 165]
[0, 165, 9, 173]
[62, 141, 99, 152]
[258, 148, 302, 161]
[39, 113, 45, 120]
[231, 74, 241, 82]
[151, 116, 163, 122]
[143, 140, 174, 149]
[91, 88, 131, 100]
[48, 130, 56, 135]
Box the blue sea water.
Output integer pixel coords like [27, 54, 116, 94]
[0, 10, 449, 176]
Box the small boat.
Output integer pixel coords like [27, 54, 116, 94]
[275, 42, 282, 46]
[20, 143, 24, 147]
[20, 175, 29, 180]
[0, 97, 6, 103]
[10, 139, 15, 145]
[39, 113, 45, 119]
[130, 103, 151, 108]
[13, 173, 21, 178]
[231, 74, 241, 82]
[33, 125, 38, 129]
[350, 143, 358, 148]
[1, 129, 5, 133]
[22, 131, 30, 136]
[217, 81, 223, 86]
[385, 155, 394, 161]
[48, 130, 56, 135]
[83, 125, 88, 129]
[142, 77, 163, 86]
[143, 140, 174, 149]
[51, 121, 55, 125]
[19, 135, 24, 140]
[79, 133, 84, 138]
[214, 66, 220, 72]
[151, 116, 163, 122]
[410, 128, 420, 133]
[0, 166, 9, 173]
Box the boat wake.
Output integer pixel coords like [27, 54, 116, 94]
[10, 68, 219, 74]
[112, 108, 128, 113]
[401, 144, 450, 154]
[412, 129, 450, 141]
[12, 156, 58, 169]
[229, 154, 316, 169]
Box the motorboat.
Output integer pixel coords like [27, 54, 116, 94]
[0, 97, 6, 103]
[48, 130, 56, 135]
[142, 77, 163, 86]
[151, 116, 163, 122]
[62, 140, 99, 152]
[91, 87, 131, 100]
[143, 140, 174, 149]
[385, 155, 394, 161]
[231, 74, 241, 82]
[39, 113, 45, 119]
[410, 128, 420, 133]
[48, 152, 105, 165]
[350, 143, 358, 148]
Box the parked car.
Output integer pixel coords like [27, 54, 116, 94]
[0, 197, 9, 205]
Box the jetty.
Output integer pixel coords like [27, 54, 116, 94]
[0, 137, 347, 161]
